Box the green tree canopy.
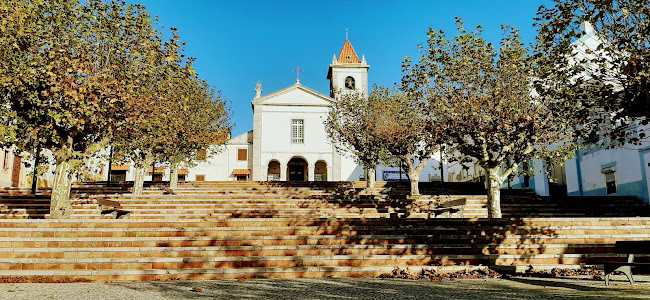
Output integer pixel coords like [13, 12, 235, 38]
[0, 0, 160, 217]
[324, 90, 392, 188]
[371, 86, 443, 195]
[402, 19, 579, 218]
[535, 0, 649, 145]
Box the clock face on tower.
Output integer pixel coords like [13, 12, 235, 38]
[345, 76, 355, 90]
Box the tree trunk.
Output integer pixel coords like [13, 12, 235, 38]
[31, 145, 41, 195]
[440, 146, 444, 183]
[486, 167, 503, 218]
[107, 145, 113, 186]
[403, 155, 428, 196]
[132, 164, 146, 195]
[407, 169, 420, 196]
[169, 163, 178, 189]
[50, 160, 73, 219]
[366, 167, 376, 188]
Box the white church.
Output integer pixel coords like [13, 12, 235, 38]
[193, 39, 367, 182]
[108, 39, 414, 183]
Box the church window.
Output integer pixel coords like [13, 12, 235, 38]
[292, 119, 304, 144]
[345, 76, 355, 90]
[237, 149, 247, 161]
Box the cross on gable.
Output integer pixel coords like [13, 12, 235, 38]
[293, 66, 303, 83]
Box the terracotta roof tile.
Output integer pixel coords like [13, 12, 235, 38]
[177, 168, 188, 175]
[232, 169, 250, 175]
[147, 166, 166, 174]
[111, 164, 130, 171]
[337, 39, 360, 63]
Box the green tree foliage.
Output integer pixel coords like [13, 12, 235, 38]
[325, 91, 392, 188]
[112, 30, 231, 194]
[371, 86, 442, 195]
[0, 0, 157, 217]
[535, 0, 649, 145]
[160, 65, 231, 190]
[0, 0, 230, 214]
[402, 19, 578, 218]
[111, 30, 178, 195]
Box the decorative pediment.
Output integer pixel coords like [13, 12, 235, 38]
[251, 83, 333, 107]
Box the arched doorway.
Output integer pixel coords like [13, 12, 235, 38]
[315, 160, 327, 181]
[287, 157, 307, 181]
[267, 160, 281, 181]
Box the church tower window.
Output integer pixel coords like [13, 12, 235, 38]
[292, 119, 304, 144]
[345, 76, 355, 90]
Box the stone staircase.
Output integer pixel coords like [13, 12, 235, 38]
[500, 189, 650, 218]
[98, 182, 474, 220]
[0, 180, 648, 281]
[0, 217, 648, 280]
[0, 183, 164, 219]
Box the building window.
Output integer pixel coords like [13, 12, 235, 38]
[292, 119, 304, 144]
[604, 171, 617, 194]
[237, 149, 247, 161]
[195, 174, 205, 181]
[2, 150, 7, 170]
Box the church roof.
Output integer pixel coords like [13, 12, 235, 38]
[337, 39, 360, 63]
[251, 82, 333, 107]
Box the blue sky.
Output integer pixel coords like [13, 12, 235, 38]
[128, 0, 551, 137]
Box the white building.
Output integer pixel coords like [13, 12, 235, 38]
[107, 39, 378, 183]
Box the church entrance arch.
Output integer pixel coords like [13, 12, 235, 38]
[315, 160, 327, 181]
[287, 157, 307, 182]
[267, 160, 281, 181]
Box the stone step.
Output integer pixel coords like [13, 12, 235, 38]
[2, 217, 650, 226]
[0, 265, 482, 281]
[0, 244, 625, 259]
[4, 225, 650, 238]
[0, 253, 627, 272]
[1, 234, 648, 249]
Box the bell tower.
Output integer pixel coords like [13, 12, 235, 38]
[327, 38, 369, 99]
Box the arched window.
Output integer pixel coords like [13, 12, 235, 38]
[345, 76, 355, 90]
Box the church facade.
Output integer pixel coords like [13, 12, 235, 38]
[187, 39, 369, 182]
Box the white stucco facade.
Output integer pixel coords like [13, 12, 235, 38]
[250, 83, 347, 181]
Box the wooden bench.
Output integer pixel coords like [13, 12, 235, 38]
[431, 198, 466, 218]
[602, 241, 650, 285]
[161, 186, 176, 195]
[97, 198, 130, 219]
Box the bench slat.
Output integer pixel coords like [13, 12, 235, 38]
[615, 241, 650, 254]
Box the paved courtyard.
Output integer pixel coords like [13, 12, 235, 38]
[0, 275, 648, 300]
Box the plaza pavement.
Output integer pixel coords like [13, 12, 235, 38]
[0, 275, 648, 299]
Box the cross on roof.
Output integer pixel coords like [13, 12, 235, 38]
[293, 66, 303, 83]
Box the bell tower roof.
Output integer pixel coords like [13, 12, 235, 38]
[336, 39, 360, 64]
[327, 35, 369, 98]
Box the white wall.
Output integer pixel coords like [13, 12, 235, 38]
[566, 143, 649, 201]
[375, 152, 443, 182]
